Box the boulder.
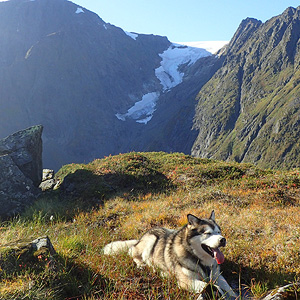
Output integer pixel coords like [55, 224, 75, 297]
[0, 125, 43, 187]
[39, 179, 56, 191]
[0, 125, 43, 218]
[0, 155, 39, 218]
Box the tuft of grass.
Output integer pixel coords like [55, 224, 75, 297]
[249, 280, 269, 298]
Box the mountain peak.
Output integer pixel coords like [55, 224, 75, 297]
[282, 6, 296, 17]
[228, 17, 262, 52]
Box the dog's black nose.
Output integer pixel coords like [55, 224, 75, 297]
[220, 237, 226, 247]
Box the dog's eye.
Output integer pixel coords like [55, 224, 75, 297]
[191, 229, 201, 236]
[204, 232, 212, 235]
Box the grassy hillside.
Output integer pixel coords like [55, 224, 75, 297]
[0, 152, 299, 299]
[192, 9, 300, 169]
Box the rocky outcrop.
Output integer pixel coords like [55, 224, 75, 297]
[0, 125, 43, 218]
[39, 169, 57, 191]
[0, 125, 43, 186]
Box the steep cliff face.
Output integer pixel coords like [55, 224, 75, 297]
[192, 7, 300, 169]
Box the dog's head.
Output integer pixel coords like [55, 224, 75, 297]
[187, 211, 226, 265]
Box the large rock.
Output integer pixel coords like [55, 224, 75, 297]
[0, 125, 43, 186]
[0, 125, 43, 218]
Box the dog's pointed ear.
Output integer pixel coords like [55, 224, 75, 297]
[209, 210, 215, 221]
[187, 214, 200, 226]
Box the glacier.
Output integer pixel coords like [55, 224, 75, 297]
[116, 43, 214, 124]
[115, 92, 160, 124]
[155, 44, 211, 91]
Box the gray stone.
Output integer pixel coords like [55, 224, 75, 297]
[0, 125, 43, 186]
[0, 155, 39, 218]
[39, 169, 57, 191]
[31, 236, 56, 255]
[0, 125, 43, 218]
[39, 179, 56, 191]
[42, 169, 54, 181]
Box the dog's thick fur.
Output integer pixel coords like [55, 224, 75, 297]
[103, 211, 237, 299]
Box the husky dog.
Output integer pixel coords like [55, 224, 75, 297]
[103, 211, 237, 299]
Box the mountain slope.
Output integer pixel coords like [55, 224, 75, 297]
[0, 0, 167, 169]
[0, 0, 214, 170]
[129, 54, 222, 154]
[192, 7, 300, 169]
[2, 1, 300, 170]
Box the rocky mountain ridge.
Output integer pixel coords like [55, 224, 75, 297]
[192, 6, 300, 169]
[0, 0, 300, 170]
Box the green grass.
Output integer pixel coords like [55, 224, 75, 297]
[0, 152, 299, 299]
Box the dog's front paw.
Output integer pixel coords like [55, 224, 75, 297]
[196, 294, 204, 300]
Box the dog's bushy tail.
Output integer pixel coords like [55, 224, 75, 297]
[103, 240, 138, 255]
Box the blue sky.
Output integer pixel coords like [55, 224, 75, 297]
[73, 0, 300, 42]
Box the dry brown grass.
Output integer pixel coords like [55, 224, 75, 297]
[0, 152, 299, 299]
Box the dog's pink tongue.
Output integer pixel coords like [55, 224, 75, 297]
[213, 248, 225, 264]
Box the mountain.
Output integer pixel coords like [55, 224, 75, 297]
[0, 0, 216, 170]
[1, 0, 300, 171]
[192, 7, 300, 169]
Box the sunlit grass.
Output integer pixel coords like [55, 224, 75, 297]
[0, 152, 299, 299]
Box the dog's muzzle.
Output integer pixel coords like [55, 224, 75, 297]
[201, 237, 226, 264]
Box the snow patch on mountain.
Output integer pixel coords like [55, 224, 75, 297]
[115, 92, 160, 124]
[75, 7, 84, 14]
[125, 31, 138, 40]
[116, 43, 213, 124]
[155, 44, 211, 91]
